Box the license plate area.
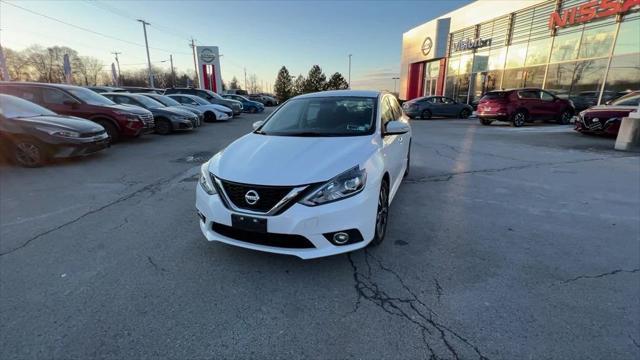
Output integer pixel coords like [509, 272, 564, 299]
[231, 214, 267, 233]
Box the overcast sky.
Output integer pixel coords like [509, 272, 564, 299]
[1, 0, 471, 90]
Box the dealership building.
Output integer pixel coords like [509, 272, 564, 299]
[399, 0, 640, 106]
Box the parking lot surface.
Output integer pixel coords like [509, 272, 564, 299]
[1, 110, 639, 359]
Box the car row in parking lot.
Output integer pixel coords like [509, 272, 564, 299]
[403, 87, 639, 136]
[0, 81, 258, 167]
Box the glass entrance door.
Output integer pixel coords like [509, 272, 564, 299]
[422, 60, 441, 97]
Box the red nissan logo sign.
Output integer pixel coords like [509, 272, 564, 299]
[548, 0, 640, 29]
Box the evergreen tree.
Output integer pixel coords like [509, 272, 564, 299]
[229, 76, 240, 89]
[303, 65, 326, 93]
[273, 66, 293, 101]
[325, 72, 349, 90]
[293, 74, 305, 96]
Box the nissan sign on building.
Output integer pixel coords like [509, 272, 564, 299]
[196, 46, 223, 93]
[399, 0, 640, 108]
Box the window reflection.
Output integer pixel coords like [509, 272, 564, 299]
[545, 62, 576, 97]
[505, 42, 528, 69]
[550, 32, 582, 63]
[488, 47, 507, 70]
[604, 54, 640, 93]
[526, 38, 551, 66]
[614, 19, 640, 56]
[579, 24, 616, 59]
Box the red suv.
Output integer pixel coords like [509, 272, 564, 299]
[477, 88, 574, 127]
[0, 82, 154, 143]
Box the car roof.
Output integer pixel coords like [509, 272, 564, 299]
[0, 81, 87, 91]
[295, 90, 381, 99]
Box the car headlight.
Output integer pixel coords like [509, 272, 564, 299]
[300, 166, 366, 206]
[36, 126, 80, 138]
[199, 162, 217, 195]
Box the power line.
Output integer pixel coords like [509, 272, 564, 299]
[1, 0, 191, 55]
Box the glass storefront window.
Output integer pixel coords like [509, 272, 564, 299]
[524, 66, 545, 88]
[473, 51, 489, 73]
[502, 68, 526, 89]
[459, 53, 474, 75]
[525, 38, 551, 66]
[501, 66, 544, 89]
[579, 24, 616, 59]
[488, 47, 507, 70]
[572, 59, 608, 92]
[428, 61, 440, 78]
[614, 19, 640, 56]
[550, 31, 582, 63]
[448, 57, 460, 76]
[505, 42, 528, 69]
[604, 54, 640, 93]
[545, 62, 577, 97]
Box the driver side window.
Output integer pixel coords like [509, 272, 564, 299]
[540, 91, 555, 101]
[42, 88, 74, 105]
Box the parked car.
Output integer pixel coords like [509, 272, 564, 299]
[225, 89, 248, 96]
[120, 86, 163, 94]
[574, 91, 640, 136]
[476, 88, 575, 127]
[0, 94, 109, 167]
[569, 90, 622, 112]
[0, 82, 154, 143]
[102, 93, 197, 135]
[164, 88, 243, 116]
[195, 90, 411, 259]
[86, 86, 128, 94]
[401, 96, 472, 119]
[139, 93, 203, 127]
[222, 94, 264, 113]
[248, 94, 278, 106]
[166, 94, 233, 122]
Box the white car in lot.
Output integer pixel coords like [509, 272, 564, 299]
[166, 94, 233, 122]
[196, 90, 411, 259]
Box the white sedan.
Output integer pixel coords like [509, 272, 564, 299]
[166, 94, 233, 122]
[196, 90, 411, 259]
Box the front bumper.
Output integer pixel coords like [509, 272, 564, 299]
[49, 133, 110, 158]
[195, 183, 378, 259]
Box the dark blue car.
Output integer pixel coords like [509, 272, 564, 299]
[222, 94, 264, 113]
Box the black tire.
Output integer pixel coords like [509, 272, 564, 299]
[480, 118, 493, 126]
[12, 139, 47, 167]
[248, 106, 257, 113]
[404, 141, 411, 178]
[204, 111, 216, 122]
[266, 101, 273, 106]
[512, 110, 527, 127]
[421, 109, 432, 120]
[369, 178, 389, 247]
[459, 108, 471, 119]
[155, 118, 172, 135]
[96, 120, 119, 143]
[559, 109, 573, 125]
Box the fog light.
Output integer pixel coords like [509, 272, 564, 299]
[333, 232, 349, 245]
[197, 210, 206, 223]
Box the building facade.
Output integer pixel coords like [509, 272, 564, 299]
[400, 0, 640, 107]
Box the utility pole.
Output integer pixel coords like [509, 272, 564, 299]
[392, 77, 399, 93]
[169, 54, 175, 87]
[137, 19, 154, 88]
[189, 38, 198, 88]
[348, 54, 352, 89]
[244, 67, 247, 91]
[111, 51, 121, 86]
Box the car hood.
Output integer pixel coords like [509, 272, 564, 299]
[171, 105, 203, 115]
[151, 107, 194, 117]
[15, 115, 105, 133]
[209, 133, 378, 185]
[585, 105, 637, 112]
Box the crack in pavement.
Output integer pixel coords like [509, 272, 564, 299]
[147, 256, 167, 272]
[434, 278, 444, 304]
[629, 335, 640, 350]
[347, 250, 488, 360]
[404, 156, 637, 184]
[559, 268, 639, 285]
[0, 169, 192, 257]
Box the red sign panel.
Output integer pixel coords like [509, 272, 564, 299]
[548, 0, 640, 29]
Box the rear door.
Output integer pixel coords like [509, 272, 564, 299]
[539, 90, 560, 119]
[441, 97, 459, 117]
[517, 90, 541, 119]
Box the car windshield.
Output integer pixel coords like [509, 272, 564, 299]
[258, 96, 375, 137]
[132, 95, 164, 108]
[149, 95, 181, 107]
[205, 90, 223, 100]
[66, 87, 116, 106]
[0, 94, 56, 118]
[611, 93, 640, 106]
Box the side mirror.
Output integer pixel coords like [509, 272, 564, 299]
[384, 120, 410, 136]
[252, 120, 264, 130]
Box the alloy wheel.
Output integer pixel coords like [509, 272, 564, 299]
[375, 184, 389, 239]
[460, 109, 471, 118]
[560, 111, 572, 125]
[15, 142, 42, 167]
[513, 112, 526, 127]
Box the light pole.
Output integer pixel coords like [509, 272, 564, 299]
[348, 54, 352, 89]
[189, 38, 198, 88]
[392, 77, 400, 93]
[137, 19, 154, 88]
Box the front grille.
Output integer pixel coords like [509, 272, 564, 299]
[81, 130, 106, 138]
[138, 113, 154, 124]
[211, 222, 315, 249]
[583, 116, 603, 130]
[219, 179, 293, 212]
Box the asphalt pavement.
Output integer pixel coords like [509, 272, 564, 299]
[1, 109, 639, 359]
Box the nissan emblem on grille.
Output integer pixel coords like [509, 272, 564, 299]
[245, 190, 260, 205]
